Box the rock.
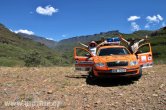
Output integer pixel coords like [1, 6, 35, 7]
[147, 72, 151, 75]
[119, 93, 123, 96]
[132, 107, 136, 110]
[94, 100, 101, 104]
[47, 90, 53, 94]
[159, 84, 164, 89]
[152, 94, 158, 97]
[85, 104, 90, 108]
[152, 71, 155, 73]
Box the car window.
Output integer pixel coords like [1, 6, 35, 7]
[137, 44, 150, 54]
[98, 48, 130, 56]
[76, 48, 91, 57]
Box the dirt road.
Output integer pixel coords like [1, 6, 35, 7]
[0, 65, 165, 110]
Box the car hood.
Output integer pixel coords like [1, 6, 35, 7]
[93, 55, 136, 63]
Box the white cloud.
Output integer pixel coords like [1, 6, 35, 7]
[145, 14, 164, 29]
[146, 14, 163, 23]
[9, 29, 13, 32]
[157, 14, 163, 21]
[146, 16, 158, 23]
[128, 16, 141, 21]
[14, 29, 34, 35]
[46, 38, 54, 40]
[36, 5, 58, 16]
[145, 24, 150, 29]
[131, 22, 140, 31]
[62, 34, 67, 38]
[162, 22, 166, 27]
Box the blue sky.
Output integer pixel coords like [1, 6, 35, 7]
[0, 0, 165, 41]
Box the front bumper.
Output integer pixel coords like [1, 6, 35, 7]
[93, 67, 140, 78]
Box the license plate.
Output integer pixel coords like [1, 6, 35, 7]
[111, 69, 126, 73]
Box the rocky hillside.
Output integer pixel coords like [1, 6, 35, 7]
[55, 30, 121, 51]
[18, 33, 57, 48]
[0, 23, 65, 66]
[55, 27, 166, 63]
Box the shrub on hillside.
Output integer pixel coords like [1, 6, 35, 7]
[23, 50, 41, 67]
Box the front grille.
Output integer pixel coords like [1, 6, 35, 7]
[107, 61, 128, 67]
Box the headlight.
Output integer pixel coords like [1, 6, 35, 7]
[95, 63, 105, 67]
[130, 61, 138, 66]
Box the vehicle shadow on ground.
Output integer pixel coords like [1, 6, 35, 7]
[65, 75, 87, 79]
[66, 74, 135, 87]
[86, 78, 135, 87]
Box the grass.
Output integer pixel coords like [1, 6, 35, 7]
[0, 57, 24, 67]
[0, 24, 70, 67]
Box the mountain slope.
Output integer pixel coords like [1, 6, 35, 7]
[0, 22, 165, 66]
[55, 27, 166, 64]
[18, 33, 57, 48]
[148, 27, 166, 63]
[55, 30, 121, 51]
[0, 23, 65, 66]
[55, 29, 153, 52]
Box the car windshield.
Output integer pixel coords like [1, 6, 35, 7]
[98, 48, 130, 56]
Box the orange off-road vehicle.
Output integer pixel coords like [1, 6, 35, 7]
[74, 42, 153, 80]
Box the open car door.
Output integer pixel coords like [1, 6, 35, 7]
[74, 47, 94, 71]
[135, 43, 153, 68]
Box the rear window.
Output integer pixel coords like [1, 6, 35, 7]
[98, 48, 130, 56]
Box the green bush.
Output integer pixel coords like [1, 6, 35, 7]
[23, 50, 41, 67]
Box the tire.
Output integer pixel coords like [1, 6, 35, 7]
[133, 67, 142, 81]
[86, 70, 98, 85]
